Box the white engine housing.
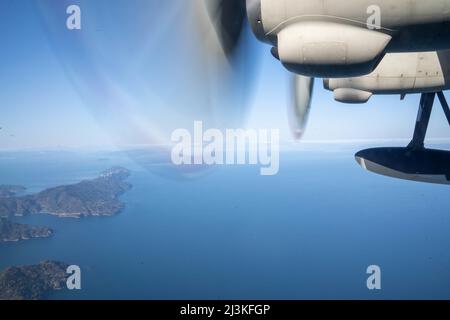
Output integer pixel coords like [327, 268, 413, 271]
[277, 22, 392, 78]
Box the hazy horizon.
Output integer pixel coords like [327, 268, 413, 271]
[0, 1, 449, 151]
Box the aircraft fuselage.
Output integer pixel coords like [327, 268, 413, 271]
[324, 50, 450, 100]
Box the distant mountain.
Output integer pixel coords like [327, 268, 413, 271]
[0, 218, 53, 243]
[0, 261, 69, 300]
[0, 167, 132, 218]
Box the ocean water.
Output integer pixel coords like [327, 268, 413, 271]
[0, 145, 450, 300]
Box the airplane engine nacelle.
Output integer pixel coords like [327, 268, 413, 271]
[277, 22, 392, 78]
[333, 88, 373, 104]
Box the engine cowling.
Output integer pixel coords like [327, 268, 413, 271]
[276, 22, 391, 78]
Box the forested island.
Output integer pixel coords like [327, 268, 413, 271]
[0, 185, 26, 198]
[0, 218, 53, 243]
[0, 261, 69, 300]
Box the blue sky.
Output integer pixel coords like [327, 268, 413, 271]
[0, 0, 449, 150]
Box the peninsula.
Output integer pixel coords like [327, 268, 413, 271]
[0, 167, 131, 218]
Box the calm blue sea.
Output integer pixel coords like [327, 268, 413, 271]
[0, 145, 450, 300]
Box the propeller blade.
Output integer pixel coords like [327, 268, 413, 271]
[203, 0, 248, 59]
[289, 75, 315, 140]
[190, 0, 261, 128]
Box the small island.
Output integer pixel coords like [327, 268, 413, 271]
[0, 185, 26, 198]
[0, 261, 69, 300]
[0, 167, 131, 218]
[0, 218, 53, 243]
